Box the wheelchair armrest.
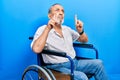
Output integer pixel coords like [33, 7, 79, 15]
[41, 49, 67, 57]
[73, 42, 99, 59]
[73, 42, 93, 48]
[28, 36, 67, 57]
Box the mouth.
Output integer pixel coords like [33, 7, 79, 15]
[52, 13, 64, 24]
[56, 13, 63, 19]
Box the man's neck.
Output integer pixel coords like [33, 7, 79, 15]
[54, 24, 62, 30]
[53, 24, 63, 37]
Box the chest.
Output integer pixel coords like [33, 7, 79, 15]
[46, 30, 73, 49]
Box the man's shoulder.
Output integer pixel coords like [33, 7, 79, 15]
[62, 25, 69, 27]
[38, 25, 47, 28]
[62, 25, 72, 30]
[37, 25, 46, 30]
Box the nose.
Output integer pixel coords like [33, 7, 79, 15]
[58, 13, 63, 19]
[59, 11, 64, 16]
[59, 9, 64, 14]
[59, 13, 63, 16]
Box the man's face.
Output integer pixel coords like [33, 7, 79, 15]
[49, 4, 64, 24]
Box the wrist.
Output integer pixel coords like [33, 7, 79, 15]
[79, 29, 84, 35]
[47, 24, 53, 30]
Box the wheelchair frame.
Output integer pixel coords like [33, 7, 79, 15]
[22, 37, 98, 80]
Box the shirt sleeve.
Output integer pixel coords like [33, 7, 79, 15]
[67, 26, 80, 41]
[30, 25, 46, 48]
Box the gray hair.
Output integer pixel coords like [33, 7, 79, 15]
[48, 3, 61, 14]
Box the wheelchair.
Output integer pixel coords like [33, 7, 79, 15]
[22, 37, 98, 80]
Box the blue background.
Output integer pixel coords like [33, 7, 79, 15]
[0, 0, 120, 80]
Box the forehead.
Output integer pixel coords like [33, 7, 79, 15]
[51, 4, 64, 10]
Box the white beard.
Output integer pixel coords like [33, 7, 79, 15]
[55, 18, 64, 25]
[61, 18, 64, 24]
[52, 13, 64, 25]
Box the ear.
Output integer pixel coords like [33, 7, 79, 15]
[48, 13, 52, 19]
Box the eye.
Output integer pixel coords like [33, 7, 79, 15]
[62, 9, 64, 13]
[55, 8, 64, 13]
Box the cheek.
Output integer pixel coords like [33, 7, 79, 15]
[63, 14, 64, 17]
[49, 14, 54, 19]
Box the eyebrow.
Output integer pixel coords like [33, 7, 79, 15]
[55, 8, 64, 13]
[62, 9, 64, 13]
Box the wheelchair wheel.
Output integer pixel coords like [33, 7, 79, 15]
[22, 65, 55, 80]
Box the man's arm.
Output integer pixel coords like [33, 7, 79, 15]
[77, 32, 88, 43]
[32, 19, 56, 53]
[32, 26, 51, 53]
[76, 20, 88, 43]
